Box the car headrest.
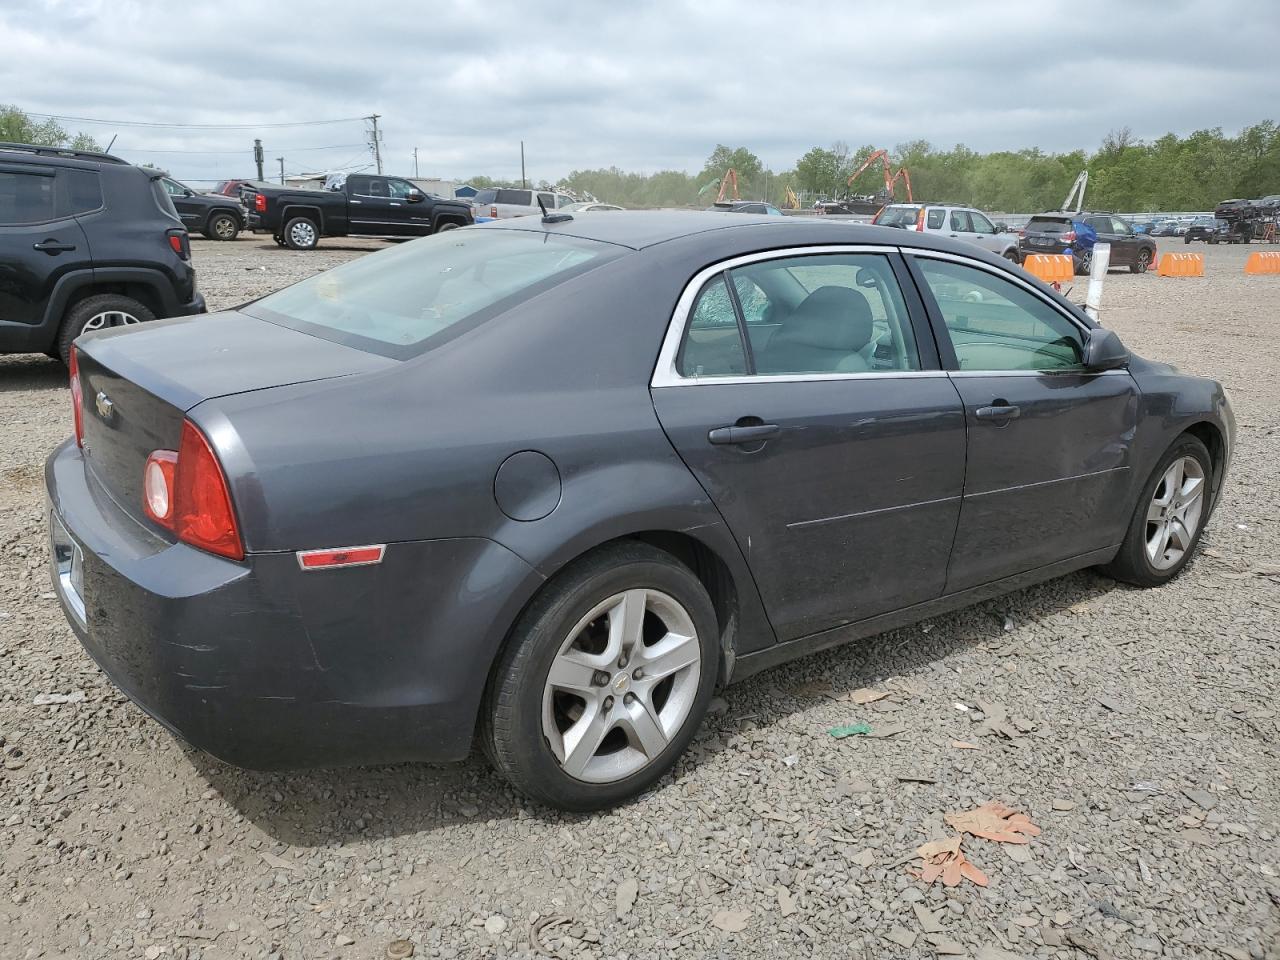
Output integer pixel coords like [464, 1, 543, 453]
[773, 286, 873, 352]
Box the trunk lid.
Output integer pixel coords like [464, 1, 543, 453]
[75, 310, 393, 526]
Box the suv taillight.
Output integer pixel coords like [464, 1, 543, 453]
[69, 346, 84, 448]
[1061, 230, 1077, 243]
[167, 228, 190, 260]
[490, 205, 498, 218]
[143, 420, 244, 560]
[254, 193, 267, 212]
[915, 208, 926, 231]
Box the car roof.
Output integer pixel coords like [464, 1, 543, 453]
[476, 209, 1002, 253]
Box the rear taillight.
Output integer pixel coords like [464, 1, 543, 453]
[1061, 230, 1077, 243]
[142, 420, 244, 561]
[915, 208, 926, 231]
[69, 347, 84, 447]
[490, 205, 498, 218]
[254, 193, 266, 212]
[167, 228, 190, 260]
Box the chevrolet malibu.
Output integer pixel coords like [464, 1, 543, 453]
[47, 212, 1234, 810]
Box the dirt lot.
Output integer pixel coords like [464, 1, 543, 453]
[1, 236, 1277, 960]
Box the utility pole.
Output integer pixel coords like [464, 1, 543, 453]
[368, 114, 383, 175]
[520, 140, 526, 189]
[254, 138, 264, 180]
[277, 157, 285, 185]
[413, 147, 419, 178]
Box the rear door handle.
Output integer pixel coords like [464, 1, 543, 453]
[33, 239, 76, 253]
[708, 423, 781, 445]
[975, 403, 1021, 423]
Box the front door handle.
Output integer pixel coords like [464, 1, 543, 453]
[33, 239, 76, 254]
[708, 423, 781, 445]
[975, 403, 1021, 423]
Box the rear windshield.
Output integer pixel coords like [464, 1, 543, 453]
[245, 229, 621, 359]
[877, 206, 920, 227]
[1025, 216, 1072, 233]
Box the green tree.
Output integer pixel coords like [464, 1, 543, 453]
[795, 147, 843, 196]
[0, 105, 98, 150]
[699, 145, 763, 198]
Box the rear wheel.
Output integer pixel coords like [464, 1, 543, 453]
[1075, 248, 1092, 276]
[205, 211, 239, 241]
[1102, 435, 1212, 586]
[57, 294, 155, 365]
[436, 222, 461, 232]
[1131, 248, 1152, 274]
[483, 542, 718, 811]
[283, 216, 319, 250]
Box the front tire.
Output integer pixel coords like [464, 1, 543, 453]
[205, 212, 240, 241]
[57, 294, 155, 365]
[1101, 435, 1212, 586]
[283, 216, 319, 250]
[483, 542, 719, 811]
[1003, 248, 1020, 263]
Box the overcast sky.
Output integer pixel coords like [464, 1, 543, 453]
[3, 0, 1278, 185]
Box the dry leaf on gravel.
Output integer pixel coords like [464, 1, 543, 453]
[710, 908, 752, 932]
[945, 802, 1042, 844]
[915, 836, 989, 888]
[846, 687, 889, 704]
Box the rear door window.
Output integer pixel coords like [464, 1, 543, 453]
[949, 210, 973, 232]
[0, 169, 57, 224]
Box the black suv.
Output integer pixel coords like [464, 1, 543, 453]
[0, 142, 204, 363]
[159, 176, 244, 240]
[1019, 211, 1159, 275]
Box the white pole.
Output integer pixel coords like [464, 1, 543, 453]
[1085, 242, 1111, 321]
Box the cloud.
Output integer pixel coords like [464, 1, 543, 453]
[2, 0, 1276, 184]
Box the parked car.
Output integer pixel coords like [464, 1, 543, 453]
[158, 176, 244, 241]
[1184, 217, 1227, 244]
[1019, 211, 1157, 275]
[0, 141, 204, 363]
[48, 213, 1234, 810]
[874, 203, 1020, 261]
[246, 173, 473, 249]
[1150, 220, 1181, 237]
[471, 188, 578, 220]
[560, 202, 624, 213]
[708, 200, 784, 216]
[213, 179, 273, 201]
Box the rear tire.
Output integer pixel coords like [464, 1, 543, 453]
[283, 216, 319, 250]
[57, 294, 155, 365]
[436, 222, 461, 232]
[1101, 435, 1212, 587]
[205, 212, 240, 241]
[482, 542, 719, 811]
[1074, 248, 1092, 276]
[1131, 248, 1152, 274]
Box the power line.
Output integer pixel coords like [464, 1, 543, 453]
[111, 143, 368, 156]
[26, 111, 366, 130]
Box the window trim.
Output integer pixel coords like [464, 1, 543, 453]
[651, 244, 942, 388]
[905, 248, 1100, 375]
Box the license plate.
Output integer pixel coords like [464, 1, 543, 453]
[49, 511, 87, 626]
[1034, 238, 1053, 246]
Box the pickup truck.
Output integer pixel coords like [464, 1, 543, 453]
[246, 173, 473, 249]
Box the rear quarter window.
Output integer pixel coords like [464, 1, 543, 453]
[927, 208, 946, 229]
[877, 206, 920, 227]
[496, 189, 533, 206]
[472, 189, 498, 205]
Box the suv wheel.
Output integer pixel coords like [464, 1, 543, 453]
[1075, 248, 1093, 276]
[1003, 248, 1020, 263]
[1131, 248, 1152, 274]
[482, 542, 718, 810]
[206, 212, 240, 241]
[283, 217, 319, 250]
[57, 294, 155, 364]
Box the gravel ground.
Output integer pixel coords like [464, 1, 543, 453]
[1, 236, 1277, 960]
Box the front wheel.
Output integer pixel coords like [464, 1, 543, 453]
[483, 542, 719, 811]
[1003, 248, 1020, 263]
[1101, 435, 1212, 587]
[1131, 248, 1152, 274]
[283, 216, 319, 250]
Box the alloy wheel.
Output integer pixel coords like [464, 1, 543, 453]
[1145, 455, 1206, 570]
[213, 216, 236, 239]
[290, 221, 316, 247]
[542, 589, 701, 784]
[82, 310, 141, 332]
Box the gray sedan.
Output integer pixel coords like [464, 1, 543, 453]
[47, 212, 1234, 810]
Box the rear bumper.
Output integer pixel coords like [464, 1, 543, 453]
[45, 439, 543, 770]
[175, 292, 207, 317]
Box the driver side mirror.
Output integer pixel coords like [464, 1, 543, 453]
[407, 189, 424, 203]
[995, 222, 1007, 233]
[1083, 326, 1129, 371]
[184, 189, 194, 197]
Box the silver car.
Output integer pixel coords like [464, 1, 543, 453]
[875, 203, 1020, 262]
[472, 188, 578, 220]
